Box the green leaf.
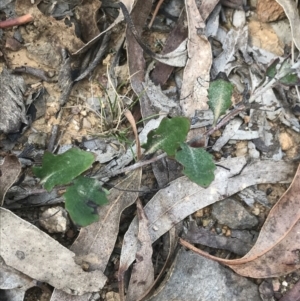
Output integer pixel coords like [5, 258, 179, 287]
[64, 176, 108, 226]
[266, 58, 280, 78]
[208, 79, 233, 125]
[143, 117, 190, 156]
[279, 73, 300, 86]
[32, 148, 95, 191]
[175, 143, 216, 187]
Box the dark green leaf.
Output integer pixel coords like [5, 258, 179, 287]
[266, 58, 280, 78]
[64, 176, 108, 227]
[208, 79, 233, 125]
[143, 117, 190, 156]
[32, 148, 95, 191]
[175, 143, 216, 187]
[279, 73, 300, 86]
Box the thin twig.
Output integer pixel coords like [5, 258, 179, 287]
[0, 14, 33, 28]
[95, 153, 167, 179]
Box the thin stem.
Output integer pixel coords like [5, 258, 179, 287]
[94, 153, 167, 179]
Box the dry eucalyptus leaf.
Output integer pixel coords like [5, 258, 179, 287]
[0, 68, 27, 134]
[180, 0, 218, 117]
[275, 0, 300, 52]
[0, 154, 22, 205]
[125, 199, 154, 301]
[0, 208, 106, 295]
[120, 157, 295, 270]
[0, 258, 35, 290]
[181, 164, 300, 278]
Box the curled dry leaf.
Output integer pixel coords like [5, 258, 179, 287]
[0, 208, 106, 295]
[119, 157, 296, 271]
[0, 154, 21, 206]
[180, 163, 300, 278]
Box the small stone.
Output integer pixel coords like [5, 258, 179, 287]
[232, 10, 246, 28]
[106, 292, 120, 301]
[257, 0, 285, 23]
[5, 37, 22, 51]
[248, 141, 260, 159]
[212, 198, 259, 229]
[279, 132, 293, 151]
[282, 281, 288, 287]
[82, 118, 92, 129]
[202, 219, 211, 227]
[235, 141, 248, 157]
[252, 207, 260, 216]
[39, 207, 69, 233]
[193, 209, 204, 218]
[80, 110, 87, 116]
[28, 132, 47, 148]
[272, 279, 281, 291]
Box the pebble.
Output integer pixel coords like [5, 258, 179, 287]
[279, 132, 293, 151]
[212, 198, 258, 230]
[39, 207, 69, 233]
[28, 132, 47, 149]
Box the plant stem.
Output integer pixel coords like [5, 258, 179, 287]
[94, 153, 167, 179]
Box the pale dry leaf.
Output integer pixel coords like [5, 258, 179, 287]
[0, 154, 22, 206]
[180, 0, 218, 117]
[0, 258, 34, 290]
[125, 199, 154, 301]
[275, 0, 300, 52]
[180, 164, 300, 278]
[0, 208, 106, 295]
[50, 169, 142, 301]
[120, 157, 295, 270]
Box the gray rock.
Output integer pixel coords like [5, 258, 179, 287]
[28, 132, 47, 149]
[212, 198, 258, 229]
[147, 248, 262, 301]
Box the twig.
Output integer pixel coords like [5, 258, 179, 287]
[95, 153, 167, 179]
[0, 14, 34, 28]
[148, 0, 165, 28]
[13, 66, 53, 82]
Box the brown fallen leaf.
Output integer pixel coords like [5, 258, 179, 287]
[151, 10, 188, 86]
[122, 199, 154, 301]
[180, 163, 300, 278]
[0, 154, 21, 206]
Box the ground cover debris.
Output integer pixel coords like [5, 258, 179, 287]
[1, 1, 300, 300]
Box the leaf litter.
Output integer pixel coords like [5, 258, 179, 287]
[1, 0, 300, 300]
